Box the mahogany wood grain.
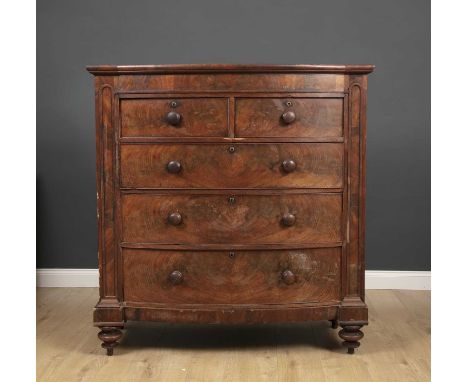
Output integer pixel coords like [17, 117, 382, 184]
[121, 193, 342, 245]
[235, 98, 343, 138]
[122, 248, 341, 304]
[120, 143, 343, 189]
[120, 136, 345, 144]
[120, 242, 342, 251]
[116, 74, 345, 93]
[87, 64, 375, 75]
[94, 77, 119, 302]
[346, 75, 367, 299]
[120, 98, 228, 137]
[123, 304, 338, 324]
[88, 64, 374, 355]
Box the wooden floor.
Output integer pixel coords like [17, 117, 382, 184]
[37, 288, 430, 382]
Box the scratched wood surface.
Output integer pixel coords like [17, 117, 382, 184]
[121, 193, 342, 244]
[120, 98, 228, 137]
[120, 143, 344, 189]
[37, 288, 430, 382]
[122, 248, 341, 304]
[235, 98, 343, 138]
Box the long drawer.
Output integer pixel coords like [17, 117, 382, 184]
[121, 193, 342, 245]
[123, 248, 341, 304]
[120, 143, 343, 189]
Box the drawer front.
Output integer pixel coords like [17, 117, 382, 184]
[123, 248, 341, 304]
[120, 98, 228, 137]
[120, 143, 343, 189]
[122, 193, 342, 244]
[235, 98, 343, 138]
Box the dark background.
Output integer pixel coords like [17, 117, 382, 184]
[37, 0, 430, 270]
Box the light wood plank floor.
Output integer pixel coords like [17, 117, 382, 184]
[37, 289, 430, 382]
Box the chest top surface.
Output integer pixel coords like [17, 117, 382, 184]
[87, 63, 375, 74]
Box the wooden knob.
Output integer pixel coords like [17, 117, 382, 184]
[169, 270, 183, 285]
[281, 110, 296, 124]
[168, 212, 182, 226]
[166, 111, 181, 126]
[282, 159, 296, 173]
[281, 213, 296, 227]
[166, 160, 181, 174]
[281, 270, 296, 285]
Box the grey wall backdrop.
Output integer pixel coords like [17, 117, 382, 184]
[37, 0, 430, 270]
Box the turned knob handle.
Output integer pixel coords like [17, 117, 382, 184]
[281, 110, 296, 124]
[166, 160, 182, 174]
[166, 111, 182, 126]
[168, 212, 182, 226]
[281, 269, 296, 285]
[169, 270, 183, 285]
[281, 213, 296, 227]
[282, 159, 296, 173]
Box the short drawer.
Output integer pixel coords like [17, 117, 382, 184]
[120, 97, 228, 137]
[120, 143, 343, 189]
[235, 97, 343, 138]
[123, 248, 341, 304]
[121, 193, 342, 245]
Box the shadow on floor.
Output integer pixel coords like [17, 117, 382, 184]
[118, 321, 342, 353]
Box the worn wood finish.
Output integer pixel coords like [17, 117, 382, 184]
[116, 73, 346, 93]
[124, 305, 338, 324]
[121, 193, 342, 245]
[122, 248, 341, 304]
[87, 64, 376, 74]
[88, 64, 374, 355]
[120, 143, 343, 189]
[235, 98, 343, 138]
[120, 98, 228, 137]
[94, 76, 122, 329]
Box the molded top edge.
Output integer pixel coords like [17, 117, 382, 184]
[86, 64, 375, 75]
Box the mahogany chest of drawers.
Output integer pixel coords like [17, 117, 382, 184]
[87, 64, 374, 355]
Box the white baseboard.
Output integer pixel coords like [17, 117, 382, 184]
[36, 269, 431, 290]
[36, 269, 99, 287]
[365, 270, 430, 290]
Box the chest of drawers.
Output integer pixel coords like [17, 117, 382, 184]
[87, 64, 374, 356]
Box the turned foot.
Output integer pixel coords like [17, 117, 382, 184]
[330, 319, 338, 329]
[338, 321, 365, 354]
[98, 326, 123, 356]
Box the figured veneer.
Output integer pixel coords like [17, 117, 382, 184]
[121, 193, 342, 245]
[116, 73, 346, 92]
[88, 64, 374, 355]
[235, 97, 343, 138]
[120, 98, 228, 137]
[122, 248, 341, 304]
[120, 143, 344, 189]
